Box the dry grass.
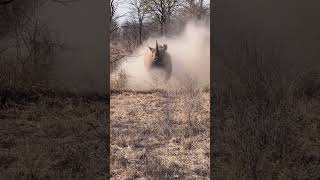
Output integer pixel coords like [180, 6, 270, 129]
[0, 88, 108, 179]
[110, 73, 210, 179]
[0, 19, 109, 178]
[212, 44, 320, 179]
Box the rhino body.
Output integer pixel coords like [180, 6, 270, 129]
[144, 41, 172, 81]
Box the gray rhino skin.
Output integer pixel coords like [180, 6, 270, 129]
[144, 41, 172, 81]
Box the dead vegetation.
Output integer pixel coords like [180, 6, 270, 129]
[0, 1, 109, 179]
[0, 89, 108, 179]
[212, 42, 320, 179]
[109, 0, 210, 178]
[110, 73, 210, 179]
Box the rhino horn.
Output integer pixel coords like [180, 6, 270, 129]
[156, 40, 159, 54]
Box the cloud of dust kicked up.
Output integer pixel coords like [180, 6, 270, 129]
[112, 21, 210, 90]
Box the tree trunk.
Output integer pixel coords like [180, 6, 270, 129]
[160, 22, 164, 36]
[139, 20, 142, 45]
[160, 16, 167, 36]
[197, 0, 204, 20]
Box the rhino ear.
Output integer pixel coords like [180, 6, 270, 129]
[163, 44, 168, 51]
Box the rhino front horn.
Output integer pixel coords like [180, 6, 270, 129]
[156, 40, 159, 53]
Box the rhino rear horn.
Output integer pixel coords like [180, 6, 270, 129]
[163, 44, 167, 51]
[156, 40, 159, 53]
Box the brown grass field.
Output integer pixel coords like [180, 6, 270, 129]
[0, 89, 108, 179]
[110, 76, 210, 179]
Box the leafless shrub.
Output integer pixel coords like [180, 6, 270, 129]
[111, 68, 127, 90]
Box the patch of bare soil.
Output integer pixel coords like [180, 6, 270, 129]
[110, 89, 210, 179]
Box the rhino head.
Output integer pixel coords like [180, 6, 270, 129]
[148, 40, 168, 63]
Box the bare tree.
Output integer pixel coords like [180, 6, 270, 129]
[110, 0, 118, 25]
[110, 0, 128, 66]
[110, 0, 126, 37]
[128, 0, 147, 44]
[0, 0, 79, 6]
[182, 0, 209, 20]
[144, 0, 181, 36]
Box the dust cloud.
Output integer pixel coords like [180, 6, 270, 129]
[112, 21, 210, 90]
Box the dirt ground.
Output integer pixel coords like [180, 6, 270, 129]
[110, 89, 210, 179]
